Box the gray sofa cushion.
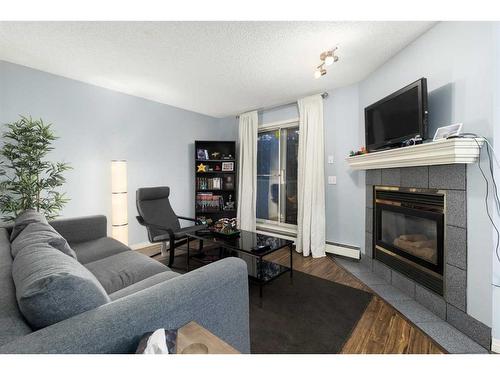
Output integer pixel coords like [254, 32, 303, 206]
[50, 215, 107, 244]
[71, 237, 130, 264]
[12, 243, 110, 329]
[9, 209, 48, 242]
[108, 271, 179, 300]
[11, 222, 77, 259]
[0, 229, 32, 346]
[84, 251, 169, 294]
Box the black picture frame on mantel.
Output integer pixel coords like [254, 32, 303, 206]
[195, 140, 237, 225]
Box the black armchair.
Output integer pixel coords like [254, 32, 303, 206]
[136, 186, 206, 267]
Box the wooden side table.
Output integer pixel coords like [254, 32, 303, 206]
[176, 321, 239, 354]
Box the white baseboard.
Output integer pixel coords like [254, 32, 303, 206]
[255, 229, 296, 242]
[325, 242, 360, 259]
[130, 241, 155, 250]
[492, 337, 500, 353]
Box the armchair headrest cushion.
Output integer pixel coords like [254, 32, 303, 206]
[137, 186, 170, 202]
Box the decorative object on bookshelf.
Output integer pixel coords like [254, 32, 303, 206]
[221, 162, 234, 171]
[224, 194, 235, 211]
[223, 176, 234, 190]
[196, 216, 213, 226]
[197, 163, 207, 172]
[195, 141, 237, 223]
[197, 149, 209, 160]
[211, 218, 239, 237]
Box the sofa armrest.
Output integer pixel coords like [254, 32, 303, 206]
[49, 215, 107, 244]
[0, 257, 250, 354]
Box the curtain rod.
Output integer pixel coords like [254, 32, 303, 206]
[235, 92, 328, 119]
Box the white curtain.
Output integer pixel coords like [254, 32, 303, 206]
[237, 111, 258, 231]
[296, 95, 326, 258]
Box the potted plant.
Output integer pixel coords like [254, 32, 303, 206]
[0, 116, 71, 221]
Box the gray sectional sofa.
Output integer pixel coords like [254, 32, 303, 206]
[0, 213, 250, 353]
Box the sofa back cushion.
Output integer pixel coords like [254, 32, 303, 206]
[11, 221, 77, 260]
[12, 243, 110, 329]
[0, 228, 32, 346]
[9, 209, 48, 242]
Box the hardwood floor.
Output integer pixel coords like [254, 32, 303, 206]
[138, 242, 445, 354]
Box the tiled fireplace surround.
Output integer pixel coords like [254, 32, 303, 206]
[361, 164, 492, 350]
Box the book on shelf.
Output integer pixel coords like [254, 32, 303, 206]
[196, 192, 224, 212]
[196, 177, 223, 190]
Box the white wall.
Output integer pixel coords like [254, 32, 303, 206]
[0, 61, 237, 246]
[357, 22, 497, 326]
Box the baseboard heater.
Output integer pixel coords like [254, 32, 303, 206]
[257, 225, 360, 260]
[325, 241, 360, 260]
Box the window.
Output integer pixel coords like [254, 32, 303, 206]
[256, 121, 299, 227]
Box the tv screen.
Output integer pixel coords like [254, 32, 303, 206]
[365, 78, 427, 151]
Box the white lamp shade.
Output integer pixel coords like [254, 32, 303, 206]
[111, 160, 128, 245]
[112, 193, 128, 226]
[111, 160, 127, 193]
[112, 225, 129, 245]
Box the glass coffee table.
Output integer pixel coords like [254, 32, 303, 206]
[185, 230, 294, 298]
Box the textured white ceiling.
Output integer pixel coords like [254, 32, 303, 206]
[0, 21, 435, 118]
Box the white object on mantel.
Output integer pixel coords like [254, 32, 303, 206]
[346, 138, 484, 170]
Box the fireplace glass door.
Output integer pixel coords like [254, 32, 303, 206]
[376, 203, 444, 275]
[381, 210, 438, 264]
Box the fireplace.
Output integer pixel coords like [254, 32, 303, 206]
[373, 186, 445, 295]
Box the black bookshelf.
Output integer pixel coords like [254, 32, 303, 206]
[194, 140, 237, 224]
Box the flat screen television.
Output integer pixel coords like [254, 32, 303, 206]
[365, 78, 428, 152]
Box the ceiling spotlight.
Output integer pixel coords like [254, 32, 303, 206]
[314, 65, 327, 79]
[315, 47, 339, 78]
[324, 54, 334, 66]
[324, 52, 338, 66]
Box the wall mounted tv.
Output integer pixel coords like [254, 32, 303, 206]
[365, 78, 428, 152]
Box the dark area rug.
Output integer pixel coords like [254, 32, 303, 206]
[249, 271, 373, 354]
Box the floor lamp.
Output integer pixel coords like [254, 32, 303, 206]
[111, 160, 128, 245]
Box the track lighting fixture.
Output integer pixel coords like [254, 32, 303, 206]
[314, 47, 339, 79]
[314, 66, 327, 79]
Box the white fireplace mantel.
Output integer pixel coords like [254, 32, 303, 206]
[345, 138, 484, 170]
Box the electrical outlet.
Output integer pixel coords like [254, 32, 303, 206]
[327, 155, 334, 164]
[328, 176, 337, 185]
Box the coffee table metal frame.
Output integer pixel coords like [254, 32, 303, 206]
[185, 231, 293, 298]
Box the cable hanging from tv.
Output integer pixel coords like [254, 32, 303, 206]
[452, 133, 500, 288]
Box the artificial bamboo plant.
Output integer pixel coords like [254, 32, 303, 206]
[0, 116, 71, 221]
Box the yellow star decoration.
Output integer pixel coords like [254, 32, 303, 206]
[197, 163, 207, 172]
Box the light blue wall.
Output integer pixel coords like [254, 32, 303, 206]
[358, 22, 497, 327]
[228, 86, 363, 248]
[258, 104, 299, 124]
[0, 61, 236, 245]
[325, 85, 363, 246]
[492, 23, 500, 349]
